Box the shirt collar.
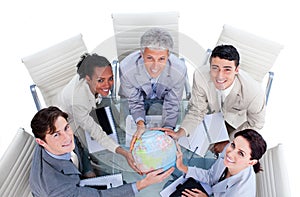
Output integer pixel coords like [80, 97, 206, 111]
[45, 149, 71, 161]
[217, 78, 236, 98]
[95, 93, 103, 105]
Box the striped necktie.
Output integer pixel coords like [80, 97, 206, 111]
[150, 79, 157, 99]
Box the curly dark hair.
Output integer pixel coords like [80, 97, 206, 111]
[76, 53, 111, 79]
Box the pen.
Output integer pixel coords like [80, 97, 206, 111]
[188, 146, 198, 165]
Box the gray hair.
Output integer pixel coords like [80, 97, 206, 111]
[140, 27, 174, 53]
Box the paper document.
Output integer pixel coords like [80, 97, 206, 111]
[79, 173, 123, 189]
[85, 130, 118, 153]
[178, 112, 229, 157]
[125, 115, 163, 147]
[86, 106, 119, 153]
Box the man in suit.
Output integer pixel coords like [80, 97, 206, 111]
[166, 45, 266, 153]
[29, 106, 174, 197]
[118, 28, 187, 149]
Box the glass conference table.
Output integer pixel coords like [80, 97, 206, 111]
[90, 125, 216, 197]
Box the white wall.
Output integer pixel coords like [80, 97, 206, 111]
[1, 0, 298, 196]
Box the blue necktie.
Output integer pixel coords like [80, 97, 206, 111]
[151, 80, 157, 99]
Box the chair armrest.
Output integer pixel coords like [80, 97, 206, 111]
[265, 71, 274, 105]
[30, 84, 42, 111]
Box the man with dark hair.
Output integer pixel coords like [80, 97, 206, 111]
[166, 45, 266, 153]
[29, 106, 174, 197]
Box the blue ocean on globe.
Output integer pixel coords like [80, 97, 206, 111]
[132, 130, 176, 173]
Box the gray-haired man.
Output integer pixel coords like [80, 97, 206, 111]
[118, 27, 187, 150]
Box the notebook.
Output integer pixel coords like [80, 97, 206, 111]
[79, 173, 123, 189]
[178, 112, 229, 157]
[169, 177, 209, 197]
[86, 106, 118, 153]
[160, 175, 212, 197]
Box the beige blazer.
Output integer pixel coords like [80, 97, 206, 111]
[53, 74, 119, 153]
[181, 65, 266, 138]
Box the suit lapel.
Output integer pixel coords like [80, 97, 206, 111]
[225, 77, 242, 109]
[42, 148, 80, 175]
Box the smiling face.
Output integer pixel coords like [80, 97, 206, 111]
[224, 136, 257, 175]
[36, 116, 75, 155]
[210, 57, 239, 90]
[86, 66, 114, 96]
[142, 47, 168, 78]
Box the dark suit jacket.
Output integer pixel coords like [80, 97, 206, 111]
[29, 142, 135, 197]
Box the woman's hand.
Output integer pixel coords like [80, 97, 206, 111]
[175, 141, 188, 174]
[181, 188, 208, 197]
[136, 167, 174, 191]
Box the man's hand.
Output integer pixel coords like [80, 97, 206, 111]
[212, 141, 230, 154]
[151, 127, 186, 140]
[136, 167, 174, 191]
[116, 146, 142, 174]
[130, 120, 145, 151]
[181, 188, 208, 197]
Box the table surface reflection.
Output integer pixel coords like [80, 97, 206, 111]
[90, 127, 216, 197]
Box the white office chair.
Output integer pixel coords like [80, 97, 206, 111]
[22, 34, 88, 110]
[0, 128, 36, 197]
[108, 11, 198, 101]
[256, 143, 291, 197]
[112, 11, 180, 61]
[216, 24, 283, 104]
[92, 12, 208, 128]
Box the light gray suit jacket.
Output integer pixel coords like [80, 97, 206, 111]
[181, 65, 266, 138]
[29, 145, 135, 197]
[119, 51, 187, 128]
[185, 145, 256, 197]
[53, 74, 119, 152]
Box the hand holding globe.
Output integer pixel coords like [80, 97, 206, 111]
[131, 130, 177, 174]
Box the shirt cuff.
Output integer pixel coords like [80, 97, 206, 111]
[135, 117, 145, 124]
[180, 127, 189, 137]
[131, 183, 139, 194]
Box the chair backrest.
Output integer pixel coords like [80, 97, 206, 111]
[0, 128, 36, 197]
[256, 143, 291, 197]
[112, 11, 180, 62]
[22, 34, 88, 107]
[216, 24, 283, 83]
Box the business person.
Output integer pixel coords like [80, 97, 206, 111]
[29, 106, 174, 197]
[165, 44, 266, 153]
[53, 53, 139, 172]
[118, 27, 187, 150]
[175, 129, 267, 197]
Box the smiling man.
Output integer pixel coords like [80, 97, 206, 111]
[166, 45, 266, 153]
[29, 106, 174, 197]
[118, 28, 187, 149]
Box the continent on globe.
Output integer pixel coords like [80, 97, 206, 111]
[132, 130, 176, 174]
